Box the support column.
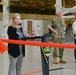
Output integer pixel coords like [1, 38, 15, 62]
[2, 0, 9, 75]
[2, 0, 9, 38]
[55, 0, 62, 13]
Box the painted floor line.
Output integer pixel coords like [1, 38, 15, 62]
[22, 70, 42, 75]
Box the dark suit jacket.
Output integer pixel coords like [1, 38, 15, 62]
[7, 26, 25, 58]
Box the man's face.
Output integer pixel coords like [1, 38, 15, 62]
[75, 15, 76, 19]
[57, 11, 62, 17]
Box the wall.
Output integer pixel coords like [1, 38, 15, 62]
[0, 19, 50, 38]
[22, 19, 50, 36]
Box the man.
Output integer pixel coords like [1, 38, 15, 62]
[47, 10, 67, 64]
[72, 15, 76, 63]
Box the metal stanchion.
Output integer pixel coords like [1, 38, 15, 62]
[41, 35, 49, 75]
[24, 33, 51, 75]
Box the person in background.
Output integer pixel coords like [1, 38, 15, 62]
[47, 10, 67, 64]
[71, 15, 76, 24]
[7, 13, 25, 75]
[72, 15, 76, 63]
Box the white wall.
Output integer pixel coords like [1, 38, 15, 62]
[32, 20, 43, 36]
[0, 19, 50, 37]
[22, 19, 49, 36]
[43, 20, 50, 34]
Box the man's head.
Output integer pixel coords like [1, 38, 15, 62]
[74, 15, 76, 20]
[56, 10, 62, 18]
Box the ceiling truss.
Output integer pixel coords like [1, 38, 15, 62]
[0, 0, 76, 15]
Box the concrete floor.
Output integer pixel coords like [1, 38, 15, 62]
[0, 41, 76, 75]
[22, 43, 76, 75]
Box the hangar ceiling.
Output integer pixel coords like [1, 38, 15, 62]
[0, 0, 76, 15]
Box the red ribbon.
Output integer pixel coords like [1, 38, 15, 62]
[0, 38, 76, 49]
